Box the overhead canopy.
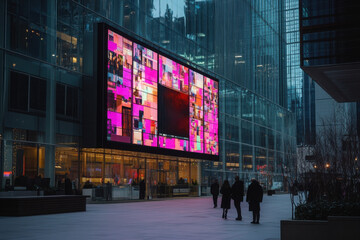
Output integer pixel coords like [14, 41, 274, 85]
[302, 62, 360, 102]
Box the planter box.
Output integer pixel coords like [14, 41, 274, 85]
[82, 186, 139, 201]
[281, 216, 360, 240]
[82, 188, 93, 201]
[112, 186, 131, 200]
[173, 187, 190, 197]
[0, 195, 87, 216]
[0, 191, 41, 197]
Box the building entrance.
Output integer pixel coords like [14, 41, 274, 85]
[11, 143, 45, 188]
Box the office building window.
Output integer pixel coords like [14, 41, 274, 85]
[56, 83, 65, 115]
[66, 86, 78, 117]
[56, 83, 78, 119]
[9, 71, 46, 113]
[7, 0, 48, 60]
[30, 76, 46, 111]
[9, 71, 28, 111]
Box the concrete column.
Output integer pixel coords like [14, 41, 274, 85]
[239, 94, 242, 176]
[3, 130, 13, 187]
[135, 0, 140, 34]
[0, 0, 6, 190]
[266, 129, 269, 190]
[252, 97, 255, 175]
[44, 1, 57, 187]
[221, 98, 226, 180]
[118, 1, 124, 27]
[0, 59, 3, 190]
[197, 160, 201, 196]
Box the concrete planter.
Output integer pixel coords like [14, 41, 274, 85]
[82, 188, 93, 202]
[281, 216, 360, 240]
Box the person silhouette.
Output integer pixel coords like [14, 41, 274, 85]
[211, 179, 219, 208]
[106, 181, 112, 201]
[232, 176, 244, 220]
[139, 179, 145, 200]
[246, 178, 263, 224]
[64, 174, 72, 195]
[220, 180, 232, 219]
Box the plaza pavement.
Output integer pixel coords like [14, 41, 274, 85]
[0, 193, 291, 240]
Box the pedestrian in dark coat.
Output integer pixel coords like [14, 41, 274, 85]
[232, 176, 244, 220]
[246, 178, 263, 224]
[220, 180, 232, 219]
[106, 181, 112, 201]
[139, 179, 146, 200]
[65, 174, 72, 195]
[211, 179, 220, 208]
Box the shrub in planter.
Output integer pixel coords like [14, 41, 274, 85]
[295, 201, 360, 220]
[83, 181, 94, 189]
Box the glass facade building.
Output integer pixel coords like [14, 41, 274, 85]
[300, 0, 360, 102]
[0, 0, 295, 199]
[285, 0, 315, 145]
[300, 0, 360, 67]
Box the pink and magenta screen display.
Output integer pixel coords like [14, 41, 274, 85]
[106, 30, 218, 155]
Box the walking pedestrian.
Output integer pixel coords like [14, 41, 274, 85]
[220, 180, 232, 219]
[232, 176, 244, 220]
[246, 178, 263, 224]
[65, 174, 72, 195]
[211, 179, 220, 208]
[139, 179, 146, 200]
[106, 181, 112, 201]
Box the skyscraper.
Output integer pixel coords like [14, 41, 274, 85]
[285, 0, 315, 146]
[300, 0, 360, 102]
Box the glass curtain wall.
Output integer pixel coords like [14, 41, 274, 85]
[216, 80, 296, 190]
[214, 0, 286, 106]
[210, 0, 296, 190]
[301, 0, 360, 66]
[285, 0, 315, 146]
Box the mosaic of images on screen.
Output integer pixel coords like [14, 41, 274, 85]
[107, 30, 133, 143]
[204, 76, 219, 155]
[132, 43, 158, 147]
[106, 29, 218, 155]
[189, 71, 204, 153]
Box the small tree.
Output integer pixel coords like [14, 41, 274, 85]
[309, 106, 360, 203]
[288, 105, 360, 219]
[282, 138, 300, 219]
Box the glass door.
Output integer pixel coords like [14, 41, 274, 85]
[12, 142, 45, 189]
[146, 158, 157, 199]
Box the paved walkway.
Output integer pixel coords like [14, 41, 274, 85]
[0, 194, 292, 240]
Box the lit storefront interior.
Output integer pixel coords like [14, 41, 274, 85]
[5, 136, 203, 199]
[55, 147, 202, 200]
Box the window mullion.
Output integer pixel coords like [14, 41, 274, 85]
[27, 75, 30, 112]
[64, 85, 67, 116]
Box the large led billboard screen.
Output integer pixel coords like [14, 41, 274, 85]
[99, 23, 218, 160]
